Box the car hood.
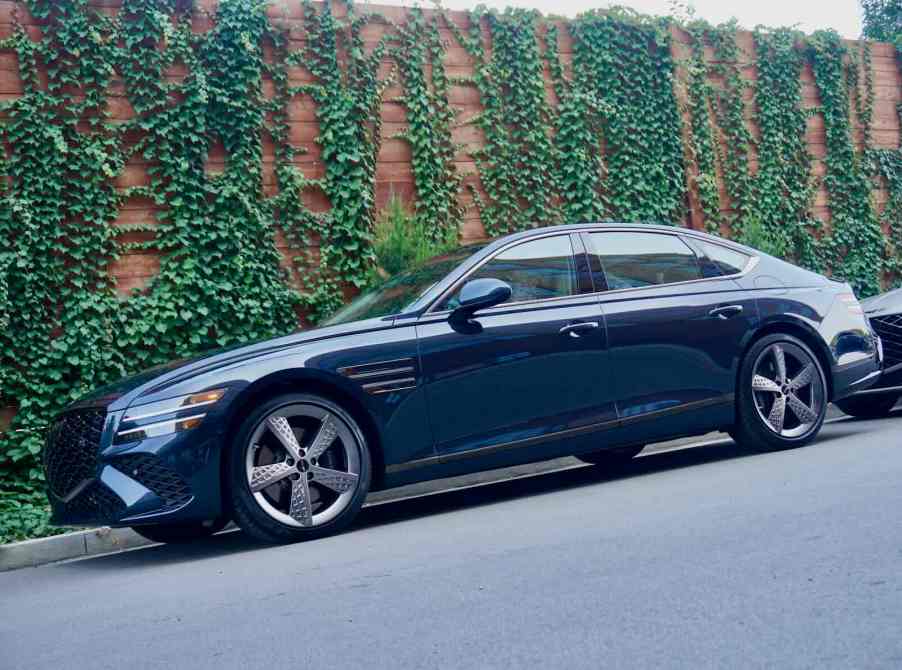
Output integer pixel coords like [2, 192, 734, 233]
[68, 316, 395, 413]
[861, 287, 902, 316]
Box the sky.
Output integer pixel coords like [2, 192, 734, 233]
[377, 0, 864, 37]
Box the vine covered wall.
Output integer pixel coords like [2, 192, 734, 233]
[1, 0, 902, 539]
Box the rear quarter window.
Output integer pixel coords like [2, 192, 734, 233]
[698, 241, 751, 276]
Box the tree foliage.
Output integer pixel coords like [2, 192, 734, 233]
[862, 0, 902, 51]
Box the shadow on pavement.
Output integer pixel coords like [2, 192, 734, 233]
[53, 421, 865, 570]
[353, 423, 860, 531]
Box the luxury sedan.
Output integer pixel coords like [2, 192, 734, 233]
[834, 286, 902, 417]
[43, 223, 881, 544]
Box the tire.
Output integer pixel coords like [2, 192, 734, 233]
[131, 518, 227, 544]
[576, 444, 644, 467]
[732, 333, 828, 452]
[228, 393, 371, 544]
[835, 393, 898, 419]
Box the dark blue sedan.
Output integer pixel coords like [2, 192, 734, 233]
[43, 223, 881, 544]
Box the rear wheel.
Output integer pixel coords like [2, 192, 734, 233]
[835, 393, 898, 419]
[228, 393, 371, 544]
[733, 334, 828, 452]
[576, 444, 644, 467]
[131, 518, 227, 544]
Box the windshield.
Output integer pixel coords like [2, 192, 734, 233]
[323, 245, 486, 326]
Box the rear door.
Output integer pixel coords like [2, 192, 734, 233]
[584, 230, 759, 443]
[416, 233, 617, 463]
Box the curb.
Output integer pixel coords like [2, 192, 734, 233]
[0, 526, 153, 571]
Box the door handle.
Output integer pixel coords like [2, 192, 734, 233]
[559, 321, 599, 337]
[709, 304, 743, 319]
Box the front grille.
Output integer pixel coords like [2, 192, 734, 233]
[113, 454, 193, 512]
[871, 314, 902, 369]
[56, 481, 126, 524]
[44, 409, 107, 499]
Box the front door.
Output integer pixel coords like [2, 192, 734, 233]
[416, 234, 617, 463]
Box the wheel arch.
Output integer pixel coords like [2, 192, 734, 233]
[220, 369, 387, 514]
[738, 317, 835, 402]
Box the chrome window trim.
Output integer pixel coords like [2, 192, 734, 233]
[422, 227, 760, 318]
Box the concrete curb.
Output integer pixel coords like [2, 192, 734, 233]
[0, 526, 153, 571]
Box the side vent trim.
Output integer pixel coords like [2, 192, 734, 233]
[338, 358, 419, 395]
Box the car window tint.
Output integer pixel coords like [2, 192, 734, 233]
[589, 232, 702, 289]
[441, 235, 576, 310]
[698, 240, 750, 276]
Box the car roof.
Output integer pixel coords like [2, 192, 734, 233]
[479, 222, 753, 254]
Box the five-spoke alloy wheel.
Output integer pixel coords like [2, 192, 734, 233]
[229, 393, 371, 543]
[733, 334, 828, 452]
[751, 341, 825, 438]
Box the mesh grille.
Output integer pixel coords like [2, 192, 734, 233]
[113, 454, 193, 511]
[56, 481, 126, 524]
[43, 410, 106, 498]
[871, 314, 902, 369]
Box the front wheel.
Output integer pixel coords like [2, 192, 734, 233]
[228, 393, 371, 544]
[131, 518, 227, 544]
[835, 393, 898, 419]
[732, 334, 828, 452]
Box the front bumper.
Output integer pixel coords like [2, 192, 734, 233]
[45, 408, 225, 527]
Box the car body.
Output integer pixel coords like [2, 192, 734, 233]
[833, 287, 902, 417]
[43, 223, 881, 543]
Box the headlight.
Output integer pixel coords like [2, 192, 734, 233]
[115, 388, 227, 444]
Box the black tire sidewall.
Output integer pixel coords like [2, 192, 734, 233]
[228, 393, 372, 544]
[735, 333, 828, 452]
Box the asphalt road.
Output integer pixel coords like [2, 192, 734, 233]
[2, 414, 902, 670]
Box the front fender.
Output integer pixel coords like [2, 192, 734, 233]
[119, 321, 434, 486]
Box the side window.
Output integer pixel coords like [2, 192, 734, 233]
[588, 232, 702, 289]
[698, 240, 751, 276]
[440, 236, 576, 310]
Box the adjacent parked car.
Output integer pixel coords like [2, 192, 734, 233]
[43, 223, 881, 544]
[835, 287, 902, 418]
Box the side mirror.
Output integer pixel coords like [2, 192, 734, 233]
[449, 278, 511, 327]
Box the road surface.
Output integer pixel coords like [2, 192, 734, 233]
[2, 414, 901, 669]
